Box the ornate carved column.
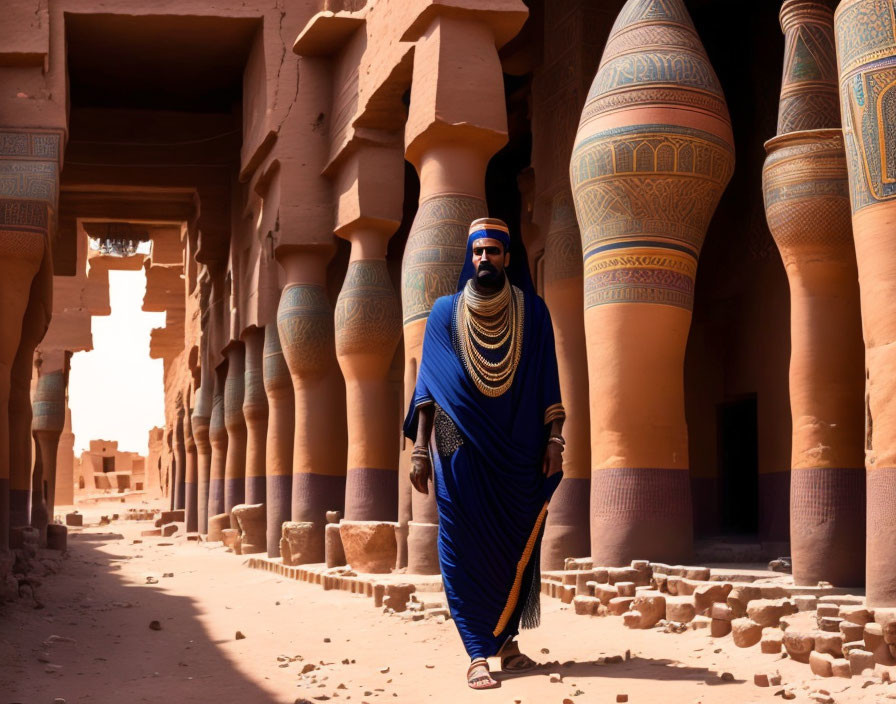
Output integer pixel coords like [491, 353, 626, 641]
[31, 360, 67, 545]
[835, 0, 896, 604]
[0, 127, 61, 568]
[208, 364, 228, 521]
[570, 0, 735, 564]
[173, 396, 186, 511]
[243, 326, 268, 506]
[334, 145, 404, 523]
[223, 342, 247, 512]
[192, 272, 213, 533]
[401, 11, 515, 574]
[263, 322, 294, 556]
[763, 0, 864, 587]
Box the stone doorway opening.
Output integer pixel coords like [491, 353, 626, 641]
[717, 395, 759, 538]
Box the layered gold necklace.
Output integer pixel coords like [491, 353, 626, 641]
[454, 278, 524, 397]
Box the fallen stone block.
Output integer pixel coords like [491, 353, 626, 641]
[809, 651, 835, 677]
[595, 583, 619, 605]
[625, 595, 665, 629]
[727, 586, 762, 618]
[694, 582, 732, 615]
[710, 602, 735, 621]
[666, 596, 696, 623]
[815, 632, 844, 657]
[783, 631, 816, 663]
[848, 648, 875, 676]
[616, 582, 636, 597]
[794, 594, 818, 612]
[840, 606, 874, 626]
[747, 598, 796, 628]
[711, 618, 732, 638]
[841, 620, 864, 642]
[731, 618, 762, 648]
[65, 513, 82, 527]
[820, 616, 844, 633]
[831, 657, 851, 678]
[340, 521, 397, 574]
[231, 504, 265, 555]
[760, 628, 783, 654]
[161, 524, 178, 537]
[573, 595, 600, 616]
[383, 583, 415, 612]
[608, 596, 634, 616]
[207, 513, 230, 543]
[280, 521, 322, 566]
[325, 523, 346, 568]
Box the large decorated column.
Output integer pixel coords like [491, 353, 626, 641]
[570, 0, 735, 564]
[334, 145, 404, 526]
[172, 397, 186, 510]
[275, 55, 346, 563]
[191, 273, 213, 533]
[242, 326, 268, 506]
[763, 0, 865, 587]
[223, 342, 247, 512]
[263, 322, 294, 556]
[31, 357, 67, 545]
[401, 10, 519, 573]
[0, 127, 61, 569]
[835, 0, 896, 604]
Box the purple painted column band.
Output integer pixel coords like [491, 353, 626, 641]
[543, 476, 590, 569]
[591, 467, 693, 565]
[266, 472, 292, 557]
[245, 475, 265, 506]
[291, 472, 345, 524]
[790, 467, 865, 586]
[344, 467, 398, 522]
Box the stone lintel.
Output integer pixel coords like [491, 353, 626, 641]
[400, 1, 528, 49]
[293, 11, 366, 57]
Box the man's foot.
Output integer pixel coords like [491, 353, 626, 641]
[467, 658, 499, 689]
[499, 641, 537, 672]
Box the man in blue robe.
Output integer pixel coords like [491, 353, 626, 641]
[403, 217, 566, 690]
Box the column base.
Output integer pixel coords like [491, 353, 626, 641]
[407, 521, 440, 575]
[339, 520, 397, 574]
[394, 522, 409, 571]
[591, 468, 693, 566]
[542, 476, 590, 570]
[266, 474, 291, 557]
[232, 503, 266, 554]
[207, 512, 230, 542]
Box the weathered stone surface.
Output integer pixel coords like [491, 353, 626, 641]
[280, 522, 319, 566]
[840, 606, 873, 625]
[694, 583, 732, 615]
[848, 648, 875, 675]
[731, 618, 762, 648]
[616, 581, 636, 597]
[46, 525, 67, 551]
[383, 583, 415, 612]
[65, 513, 83, 527]
[595, 583, 619, 605]
[711, 618, 732, 638]
[747, 598, 796, 627]
[710, 602, 735, 621]
[809, 651, 834, 677]
[761, 628, 783, 654]
[840, 620, 864, 642]
[339, 521, 397, 574]
[820, 616, 844, 633]
[221, 528, 241, 553]
[815, 632, 844, 657]
[231, 503, 265, 554]
[783, 632, 816, 663]
[794, 594, 818, 612]
[325, 523, 346, 568]
[625, 595, 665, 629]
[574, 595, 600, 616]
[666, 596, 696, 623]
[608, 597, 634, 616]
[831, 658, 851, 678]
[727, 586, 761, 617]
[207, 513, 230, 542]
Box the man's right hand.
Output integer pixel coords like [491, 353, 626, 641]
[410, 454, 432, 495]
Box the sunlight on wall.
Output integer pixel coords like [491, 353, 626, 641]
[69, 269, 166, 455]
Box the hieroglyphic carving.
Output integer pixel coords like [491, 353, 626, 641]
[777, 1, 840, 133]
[263, 322, 292, 391]
[277, 284, 336, 377]
[841, 64, 896, 211]
[401, 195, 486, 326]
[223, 352, 246, 427]
[335, 260, 401, 357]
[32, 370, 66, 432]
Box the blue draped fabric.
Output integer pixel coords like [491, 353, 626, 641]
[403, 232, 563, 660]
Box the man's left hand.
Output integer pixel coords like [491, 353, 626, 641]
[543, 442, 562, 477]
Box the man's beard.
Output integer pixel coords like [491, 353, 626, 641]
[475, 261, 505, 290]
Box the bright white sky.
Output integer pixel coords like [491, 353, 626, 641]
[69, 269, 166, 455]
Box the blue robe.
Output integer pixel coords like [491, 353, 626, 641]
[403, 283, 564, 660]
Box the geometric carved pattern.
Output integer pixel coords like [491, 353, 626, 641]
[277, 284, 336, 377]
[777, 2, 840, 134]
[835, 0, 896, 77]
[543, 191, 584, 285]
[0, 129, 62, 247]
[335, 259, 401, 357]
[401, 194, 486, 326]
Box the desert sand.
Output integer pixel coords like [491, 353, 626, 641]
[1, 501, 892, 704]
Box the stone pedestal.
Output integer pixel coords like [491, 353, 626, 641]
[340, 520, 397, 574]
[407, 521, 440, 575]
[571, 0, 734, 564]
[207, 512, 230, 542]
[280, 521, 323, 566]
[231, 503, 265, 555]
[263, 323, 293, 556]
[325, 522, 346, 568]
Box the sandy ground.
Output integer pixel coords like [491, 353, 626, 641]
[1, 501, 894, 704]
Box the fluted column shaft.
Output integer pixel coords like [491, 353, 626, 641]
[243, 327, 268, 506]
[835, 0, 896, 604]
[263, 322, 294, 556]
[223, 343, 247, 512]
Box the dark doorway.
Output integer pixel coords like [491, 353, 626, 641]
[717, 396, 759, 535]
[102, 456, 115, 473]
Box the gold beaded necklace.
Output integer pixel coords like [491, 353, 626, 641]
[455, 278, 524, 397]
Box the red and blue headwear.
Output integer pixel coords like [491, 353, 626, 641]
[456, 217, 535, 294]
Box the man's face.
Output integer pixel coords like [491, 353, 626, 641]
[471, 237, 509, 287]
